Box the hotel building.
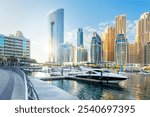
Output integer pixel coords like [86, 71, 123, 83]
[0, 31, 30, 59]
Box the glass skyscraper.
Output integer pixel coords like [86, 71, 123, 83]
[90, 32, 102, 64]
[48, 9, 64, 64]
[77, 46, 88, 63]
[115, 33, 127, 67]
[77, 28, 83, 47]
[59, 42, 75, 65]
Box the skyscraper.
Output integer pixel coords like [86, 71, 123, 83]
[115, 33, 127, 67]
[77, 46, 88, 63]
[90, 32, 102, 64]
[59, 42, 75, 65]
[77, 28, 83, 47]
[116, 15, 126, 37]
[127, 42, 138, 63]
[48, 9, 64, 64]
[103, 26, 115, 62]
[76, 28, 88, 63]
[144, 42, 150, 65]
[136, 12, 150, 65]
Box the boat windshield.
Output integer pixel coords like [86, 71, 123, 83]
[93, 69, 111, 73]
[85, 71, 97, 74]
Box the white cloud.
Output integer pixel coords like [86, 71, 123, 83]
[126, 20, 137, 42]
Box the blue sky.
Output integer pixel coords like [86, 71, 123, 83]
[0, 0, 150, 62]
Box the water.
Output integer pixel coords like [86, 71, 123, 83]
[32, 72, 150, 100]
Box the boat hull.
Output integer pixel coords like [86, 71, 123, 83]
[76, 75, 127, 84]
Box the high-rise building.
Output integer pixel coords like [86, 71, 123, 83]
[59, 42, 75, 65]
[136, 12, 150, 65]
[116, 15, 126, 37]
[0, 31, 30, 59]
[127, 42, 138, 63]
[90, 32, 102, 64]
[103, 26, 115, 62]
[77, 46, 88, 63]
[77, 28, 83, 47]
[144, 42, 150, 65]
[115, 33, 127, 66]
[48, 9, 64, 64]
[76, 28, 88, 63]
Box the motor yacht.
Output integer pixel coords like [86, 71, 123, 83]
[76, 69, 128, 83]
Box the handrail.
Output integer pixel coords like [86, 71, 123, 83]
[25, 74, 39, 100]
[9, 67, 28, 100]
[5, 67, 39, 100]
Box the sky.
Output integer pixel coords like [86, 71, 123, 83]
[0, 0, 150, 63]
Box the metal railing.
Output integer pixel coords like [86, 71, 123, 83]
[3, 67, 39, 100]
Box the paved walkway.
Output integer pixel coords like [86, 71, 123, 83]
[0, 69, 25, 100]
[0, 69, 14, 99]
[0, 68, 78, 100]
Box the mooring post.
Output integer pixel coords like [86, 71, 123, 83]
[62, 67, 63, 76]
[101, 71, 103, 79]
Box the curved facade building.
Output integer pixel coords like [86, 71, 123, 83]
[115, 33, 127, 66]
[90, 32, 102, 64]
[48, 9, 64, 64]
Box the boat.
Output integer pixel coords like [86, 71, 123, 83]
[68, 69, 83, 76]
[76, 69, 128, 83]
[48, 68, 62, 76]
[138, 70, 150, 75]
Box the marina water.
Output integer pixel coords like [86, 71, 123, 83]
[32, 72, 150, 100]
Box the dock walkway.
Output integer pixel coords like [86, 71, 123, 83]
[29, 76, 78, 100]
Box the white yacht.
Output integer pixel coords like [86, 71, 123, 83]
[76, 69, 128, 83]
[48, 68, 62, 76]
[138, 70, 150, 75]
[68, 69, 83, 76]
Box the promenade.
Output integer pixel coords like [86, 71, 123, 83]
[0, 68, 78, 100]
[0, 69, 25, 100]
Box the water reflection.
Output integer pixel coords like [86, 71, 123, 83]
[32, 72, 150, 100]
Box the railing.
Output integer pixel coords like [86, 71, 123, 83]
[5, 67, 39, 100]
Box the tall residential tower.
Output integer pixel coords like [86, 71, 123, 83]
[116, 15, 126, 38]
[103, 26, 115, 62]
[115, 33, 127, 67]
[136, 12, 150, 65]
